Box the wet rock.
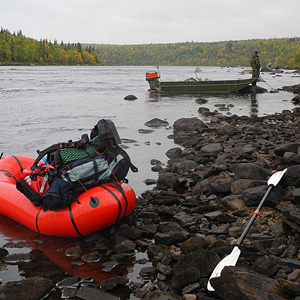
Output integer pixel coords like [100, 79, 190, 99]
[76, 286, 119, 300]
[239, 85, 268, 94]
[198, 107, 213, 116]
[0, 277, 54, 300]
[173, 250, 219, 281]
[203, 210, 222, 221]
[281, 165, 300, 187]
[194, 179, 211, 194]
[65, 245, 82, 259]
[179, 237, 209, 254]
[195, 98, 208, 104]
[152, 165, 164, 172]
[243, 144, 257, 155]
[5, 252, 31, 264]
[231, 178, 266, 195]
[279, 258, 300, 270]
[154, 231, 188, 245]
[145, 118, 169, 127]
[234, 163, 272, 180]
[171, 267, 200, 291]
[212, 177, 232, 194]
[242, 184, 283, 207]
[160, 222, 189, 235]
[199, 143, 223, 154]
[140, 266, 157, 277]
[124, 94, 137, 100]
[281, 203, 300, 225]
[252, 255, 280, 277]
[220, 195, 245, 210]
[292, 188, 300, 204]
[281, 84, 300, 94]
[157, 172, 179, 190]
[173, 117, 207, 133]
[177, 159, 198, 174]
[100, 276, 129, 291]
[279, 279, 300, 298]
[61, 286, 78, 298]
[172, 212, 198, 228]
[4, 241, 29, 248]
[151, 159, 163, 165]
[56, 276, 81, 288]
[0, 248, 9, 261]
[114, 240, 136, 253]
[210, 266, 286, 300]
[102, 260, 119, 272]
[81, 251, 102, 263]
[219, 123, 236, 136]
[274, 143, 299, 156]
[166, 147, 183, 159]
[287, 269, 300, 282]
[156, 262, 173, 276]
[144, 291, 182, 300]
[116, 224, 143, 240]
[139, 128, 155, 134]
[144, 178, 158, 185]
[291, 95, 300, 105]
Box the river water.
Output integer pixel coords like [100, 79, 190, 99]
[0, 65, 299, 294]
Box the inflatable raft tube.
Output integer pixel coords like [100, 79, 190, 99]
[0, 155, 136, 237]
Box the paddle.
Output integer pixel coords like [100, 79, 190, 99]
[207, 168, 287, 292]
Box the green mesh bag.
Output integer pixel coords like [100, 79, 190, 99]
[59, 136, 99, 164]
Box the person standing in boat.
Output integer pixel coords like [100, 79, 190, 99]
[251, 51, 261, 86]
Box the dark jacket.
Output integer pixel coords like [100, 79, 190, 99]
[251, 54, 261, 78]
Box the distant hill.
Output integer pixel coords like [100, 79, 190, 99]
[90, 38, 300, 68]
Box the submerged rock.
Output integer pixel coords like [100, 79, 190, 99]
[144, 118, 169, 127]
[0, 277, 54, 300]
[124, 94, 137, 100]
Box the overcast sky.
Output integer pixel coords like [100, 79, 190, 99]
[1, 0, 299, 45]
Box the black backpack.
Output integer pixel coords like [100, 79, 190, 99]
[17, 119, 138, 210]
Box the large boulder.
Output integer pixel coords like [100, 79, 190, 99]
[173, 117, 207, 133]
[210, 266, 287, 300]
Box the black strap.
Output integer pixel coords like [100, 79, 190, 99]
[0, 169, 17, 182]
[108, 182, 128, 219]
[69, 205, 83, 237]
[35, 207, 43, 234]
[32, 144, 60, 170]
[99, 185, 122, 223]
[11, 155, 24, 173]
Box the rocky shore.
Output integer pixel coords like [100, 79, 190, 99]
[1, 85, 300, 300]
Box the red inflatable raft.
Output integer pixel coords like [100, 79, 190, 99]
[0, 155, 136, 237]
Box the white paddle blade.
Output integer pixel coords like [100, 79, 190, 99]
[207, 246, 241, 291]
[268, 168, 287, 186]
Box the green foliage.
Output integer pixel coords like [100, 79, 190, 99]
[0, 28, 102, 65]
[92, 38, 300, 68]
[1, 28, 299, 68]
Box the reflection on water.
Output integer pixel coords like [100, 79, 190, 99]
[250, 93, 259, 117]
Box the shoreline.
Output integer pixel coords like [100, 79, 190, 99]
[1, 87, 300, 299]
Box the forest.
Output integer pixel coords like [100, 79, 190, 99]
[0, 28, 300, 68]
[0, 29, 102, 65]
[93, 38, 300, 68]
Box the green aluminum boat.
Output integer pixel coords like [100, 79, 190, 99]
[146, 71, 255, 94]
